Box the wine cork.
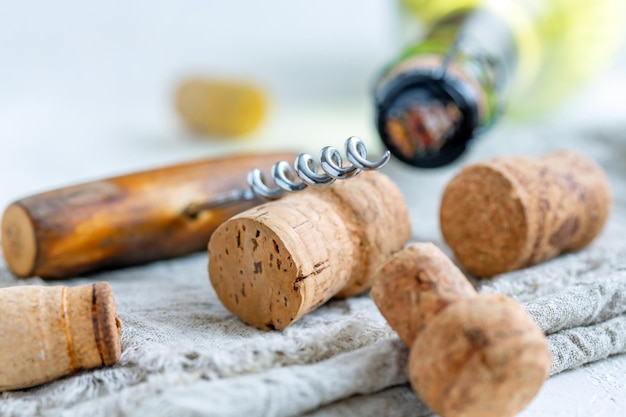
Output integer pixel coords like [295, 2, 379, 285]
[410, 294, 551, 417]
[176, 78, 266, 137]
[371, 243, 551, 417]
[208, 171, 411, 330]
[0, 282, 122, 391]
[371, 242, 477, 346]
[440, 151, 612, 277]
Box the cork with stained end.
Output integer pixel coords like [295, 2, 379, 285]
[0, 282, 122, 391]
[440, 151, 612, 277]
[208, 171, 411, 330]
[371, 242, 477, 346]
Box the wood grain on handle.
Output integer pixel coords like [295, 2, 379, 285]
[1, 152, 296, 279]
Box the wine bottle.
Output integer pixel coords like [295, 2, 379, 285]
[375, 0, 625, 167]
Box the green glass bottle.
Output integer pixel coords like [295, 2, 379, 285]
[375, 0, 625, 168]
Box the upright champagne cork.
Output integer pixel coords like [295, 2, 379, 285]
[208, 171, 411, 330]
[440, 151, 612, 277]
[0, 282, 122, 391]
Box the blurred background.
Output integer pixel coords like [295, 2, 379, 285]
[0, 0, 397, 209]
[0, 0, 625, 211]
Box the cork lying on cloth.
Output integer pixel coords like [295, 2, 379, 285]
[1, 125, 625, 417]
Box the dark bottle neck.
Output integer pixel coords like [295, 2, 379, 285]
[374, 9, 517, 168]
[375, 69, 481, 168]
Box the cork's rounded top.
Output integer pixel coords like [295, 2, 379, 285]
[440, 164, 532, 277]
[91, 282, 122, 366]
[409, 293, 551, 417]
[1, 203, 37, 277]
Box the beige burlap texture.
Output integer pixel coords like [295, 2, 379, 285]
[1, 124, 625, 416]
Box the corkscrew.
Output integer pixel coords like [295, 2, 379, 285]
[183, 136, 390, 218]
[1, 136, 389, 279]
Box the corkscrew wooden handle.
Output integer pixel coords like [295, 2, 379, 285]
[1, 152, 296, 279]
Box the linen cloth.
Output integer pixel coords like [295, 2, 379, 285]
[1, 123, 625, 417]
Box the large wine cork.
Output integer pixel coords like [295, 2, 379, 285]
[1, 152, 295, 279]
[440, 151, 612, 277]
[0, 282, 121, 391]
[208, 171, 411, 330]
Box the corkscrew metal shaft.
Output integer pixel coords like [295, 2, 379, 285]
[183, 136, 390, 218]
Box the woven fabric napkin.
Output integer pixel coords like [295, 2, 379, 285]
[1, 124, 625, 417]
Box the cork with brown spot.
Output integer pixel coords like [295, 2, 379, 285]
[372, 244, 551, 417]
[409, 294, 552, 417]
[208, 171, 411, 330]
[0, 282, 122, 391]
[371, 242, 477, 346]
[440, 151, 612, 277]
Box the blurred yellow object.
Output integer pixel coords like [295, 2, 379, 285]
[175, 78, 267, 137]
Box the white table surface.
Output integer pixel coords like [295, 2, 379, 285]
[1, 1, 625, 415]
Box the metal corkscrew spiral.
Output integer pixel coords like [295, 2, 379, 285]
[183, 136, 390, 217]
[248, 136, 390, 200]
